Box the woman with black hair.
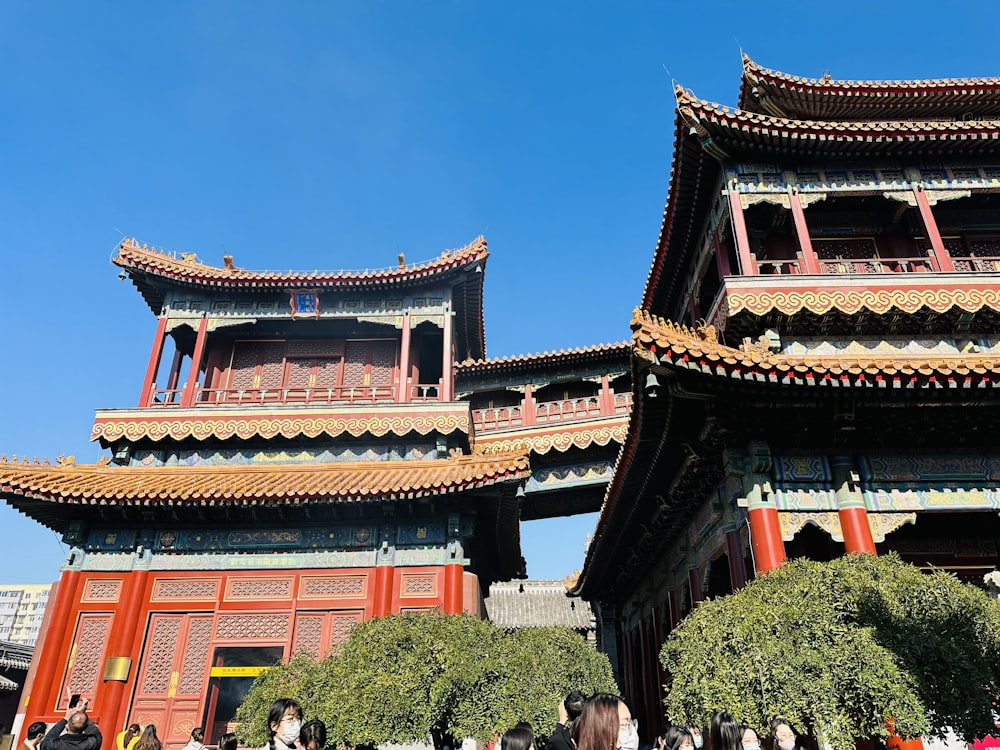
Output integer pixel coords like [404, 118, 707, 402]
[299, 720, 326, 750]
[502, 724, 535, 750]
[266, 699, 303, 750]
[769, 719, 804, 750]
[710, 713, 743, 750]
[657, 726, 694, 750]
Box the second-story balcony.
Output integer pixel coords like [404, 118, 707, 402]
[146, 380, 444, 407]
[470, 391, 632, 431]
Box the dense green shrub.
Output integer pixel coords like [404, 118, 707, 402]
[660, 554, 1000, 750]
[236, 611, 617, 748]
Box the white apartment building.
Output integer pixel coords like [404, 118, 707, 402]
[0, 585, 51, 646]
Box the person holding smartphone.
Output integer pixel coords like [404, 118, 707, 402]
[39, 696, 102, 750]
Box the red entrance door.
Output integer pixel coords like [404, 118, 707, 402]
[130, 614, 214, 748]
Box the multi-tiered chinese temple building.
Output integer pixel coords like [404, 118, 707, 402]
[572, 57, 1000, 735]
[0, 237, 629, 749]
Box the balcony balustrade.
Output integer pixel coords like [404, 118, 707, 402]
[147, 380, 444, 407]
[470, 392, 632, 431]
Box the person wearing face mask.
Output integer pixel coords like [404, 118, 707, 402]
[572, 695, 638, 750]
[658, 725, 694, 750]
[686, 725, 704, 750]
[710, 713, 743, 750]
[740, 726, 761, 750]
[266, 699, 304, 750]
[769, 719, 802, 750]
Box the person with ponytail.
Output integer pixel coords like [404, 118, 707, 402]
[266, 699, 303, 750]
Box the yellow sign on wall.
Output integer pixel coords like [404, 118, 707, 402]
[209, 666, 269, 678]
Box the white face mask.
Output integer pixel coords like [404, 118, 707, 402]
[744, 744, 761, 750]
[279, 721, 301, 745]
[778, 740, 795, 750]
[693, 738, 703, 750]
[618, 724, 639, 750]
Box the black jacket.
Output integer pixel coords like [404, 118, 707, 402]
[40, 719, 102, 750]
[546, 723, 574, 750]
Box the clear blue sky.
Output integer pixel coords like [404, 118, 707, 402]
[1, 1, 998, 584]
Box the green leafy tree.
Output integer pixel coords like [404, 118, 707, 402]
[235, 611, 618, 749]
[660, 554, 1000, 750]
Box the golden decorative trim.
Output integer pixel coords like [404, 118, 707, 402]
[91, 412, 470, 444]
[727, 287, 1000, 317]
[476, 420, 628, 455]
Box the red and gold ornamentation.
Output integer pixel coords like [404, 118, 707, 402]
[90, 404, 473, 444]
[475, 416, 628, 455]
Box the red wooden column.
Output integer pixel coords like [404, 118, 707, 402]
[97, 569, 150, 737]
[180, 317, 209, 407]
[523, 384, 537, 425]
[746, 480, 786, 574]
[28, 569, 81, 720]
[599, 375, 613, 415]
[912, 187, 955, 272]
[139, 316, 169, 406]
[725, 529, 748, 591]
[788, 191, 822, 274]
[728, 191, 758, 275]
[668, 588, 683, 628]
[373, 565, 394, 617]
[712, 231, 732, 278]
[831, 458, 877, 555]
[165, 348, 183, 393]
[443, 563, 463, 614]
[687, 567, 704, 605]
[397, 312, 412, 403]
[441, 308, 454, 402]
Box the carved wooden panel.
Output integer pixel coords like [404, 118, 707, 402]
[224, 577, 293, 601]
[151, 578, 220, 601]
[292, 614, 325, 657]
[298, 575, 368, 599]
[330, 611, 364, 645]
[81, 579, 122, 602]
[177, 616, 213, 695]
[138, 615, 182, 695]
[60, 613, 112, 708]
[214, 613, 290, 642]
[400, 573, 438, 598]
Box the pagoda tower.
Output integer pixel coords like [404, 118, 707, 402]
[1, 238, 534, 748]
[572, 57, 1000, 735]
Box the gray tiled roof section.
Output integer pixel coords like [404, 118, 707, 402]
[485, 580, 595, 630]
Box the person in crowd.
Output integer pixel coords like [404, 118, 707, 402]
[740, 726, 761, 750]
[267, 699, 304, 750]
[17, 722, 47, 750]
[687, 725, 704, 750]
[657, 726, 694, 750]
[116, 724, 141, 750]
[573, 695, 637, 750]
[299, 720, 326, 750]
[710, 713, 743, 750]
[220, 733, 238, 750]
[40, 700, 102, 750]
[181, 728, 205, 750]
[769, 719, 803, 750]
[547, 691, 585, 750]
[502, 725, 535, 750]
[134, 726, 162, 750]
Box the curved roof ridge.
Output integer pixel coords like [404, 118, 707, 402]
[115, 235, 488, 283]
[743, 54, 1000, 92]
[630, 307, 1000, 373]
[740, 55, 1000, 119]
[457, 341, 630, 369]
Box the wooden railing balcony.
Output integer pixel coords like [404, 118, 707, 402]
[817, 256, 936, 274]
[471, 392, 632, 431]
